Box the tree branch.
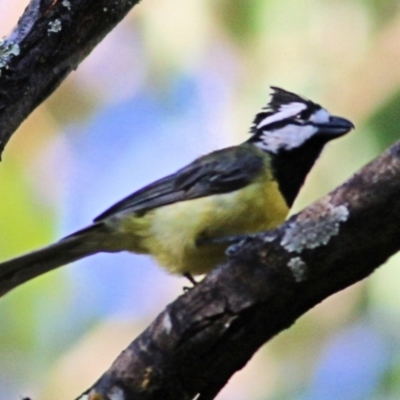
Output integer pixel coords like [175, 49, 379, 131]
[0, 0, 140, 157]
[76, 140, 400, 400]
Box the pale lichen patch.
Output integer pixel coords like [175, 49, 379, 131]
[62, 0, 71, 10]
[281, 201, 349, 253]
[48, 19, 62, 33]
[262, 233, 275, 243]
[0, 38, 20, 77]
[161, 312, 173, 333]
[287, 257, 307, 282]
[108, 386, 125, 400]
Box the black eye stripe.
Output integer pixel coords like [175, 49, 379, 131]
[298, 109, 313, 119]
[250, 114, 312, 135]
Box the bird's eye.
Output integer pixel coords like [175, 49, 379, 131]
[295, 110, 309, 120]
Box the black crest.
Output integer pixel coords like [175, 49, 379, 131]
[250, 87, 319, 135]
[268, 87, 309, 111]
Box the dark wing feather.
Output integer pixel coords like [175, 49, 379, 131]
[94, 145, 265, 221]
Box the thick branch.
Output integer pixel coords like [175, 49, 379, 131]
[78, 141, 400, 400]
[0, 0, 140, 156]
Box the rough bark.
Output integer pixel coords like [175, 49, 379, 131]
[74, 141, 400, 400]
[0, 0, 140, 157]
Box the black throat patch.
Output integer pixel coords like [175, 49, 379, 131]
[270, 135, 329, 207]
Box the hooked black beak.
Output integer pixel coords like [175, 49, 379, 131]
[316, 116, 355, 136]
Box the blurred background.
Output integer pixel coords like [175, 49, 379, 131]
[0, 0, 400, 399]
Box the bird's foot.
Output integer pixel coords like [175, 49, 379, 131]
[183, 272, 198, 292]
[196, 234, 248, 247]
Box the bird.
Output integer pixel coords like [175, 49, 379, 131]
[0, 87, 354, 296]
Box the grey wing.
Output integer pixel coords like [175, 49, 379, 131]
[94, 145, 265, 221]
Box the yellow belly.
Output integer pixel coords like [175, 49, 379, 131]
[115, 177, 289, 275]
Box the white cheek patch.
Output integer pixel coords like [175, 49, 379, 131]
[257, 102, 307, 129]
[310, 108, 330, 124]
[257, 125, 317, 154]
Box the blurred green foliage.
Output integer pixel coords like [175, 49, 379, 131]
[368, 89, 400, 152]
[212, 0, 271, 43]
[364, 0, 400, 27]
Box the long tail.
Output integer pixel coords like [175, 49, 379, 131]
[0, 223, 110, 297]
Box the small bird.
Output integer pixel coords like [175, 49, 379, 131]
[0, 87, 353, 296]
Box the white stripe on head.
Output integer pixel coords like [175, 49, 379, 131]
[257, 102, 307, 129]
[310, 108, 330, 123]
[257, 125, 317, 154]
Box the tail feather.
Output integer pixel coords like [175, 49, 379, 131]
[0, 223, 107, 297]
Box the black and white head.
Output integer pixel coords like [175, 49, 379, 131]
[249, 87, 354, 154]
[249, 87, 354, 207]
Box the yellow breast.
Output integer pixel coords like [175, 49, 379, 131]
[129, 170, 289, 275]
